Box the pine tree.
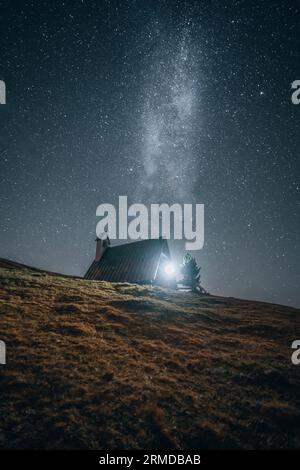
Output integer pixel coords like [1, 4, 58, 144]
[181, 253, 201, 291]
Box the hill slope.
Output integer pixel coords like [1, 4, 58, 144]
[0, 262, 299, 449]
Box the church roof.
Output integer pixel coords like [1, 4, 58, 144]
[84, 238, 170, 283]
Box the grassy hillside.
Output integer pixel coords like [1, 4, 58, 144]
[0, 262, 299, 449]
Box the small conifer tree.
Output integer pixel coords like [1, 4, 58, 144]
[181, 253, 201, 291]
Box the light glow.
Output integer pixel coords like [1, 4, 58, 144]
[164, 262, 176, 276]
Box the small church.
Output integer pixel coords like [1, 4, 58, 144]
[84, 236, 177, 287]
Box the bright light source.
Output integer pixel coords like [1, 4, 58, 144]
[164, 262, 176, 276]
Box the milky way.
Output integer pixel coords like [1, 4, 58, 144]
[138, 25, 199, 201]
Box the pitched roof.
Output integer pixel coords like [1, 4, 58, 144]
[84, 238, 170, 283]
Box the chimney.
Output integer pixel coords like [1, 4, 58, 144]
[95, 235, 110, 261]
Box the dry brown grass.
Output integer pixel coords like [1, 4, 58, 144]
[0, 262, 300, 449]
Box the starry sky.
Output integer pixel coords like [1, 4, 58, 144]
[0, 0, 299, 307]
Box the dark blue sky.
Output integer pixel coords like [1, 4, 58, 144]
[0, 0, 299, 306]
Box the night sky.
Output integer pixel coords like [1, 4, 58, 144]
[0, 0, 299, 307]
